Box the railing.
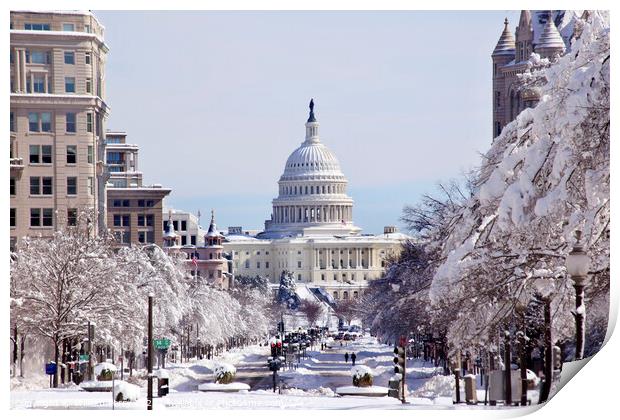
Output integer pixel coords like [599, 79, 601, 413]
[10, 157, 24, 168]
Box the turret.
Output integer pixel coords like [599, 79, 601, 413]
[492, 18, 515, 138]
[515, 10, 534, 61]
[535, 13, 566, 59]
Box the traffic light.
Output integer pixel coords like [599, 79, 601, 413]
[394, 346, 406, 376]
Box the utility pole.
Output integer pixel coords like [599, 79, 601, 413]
[87, 321, 93, 381]
[503, 330, 512, 406]
[147, 294, 153, 410]
[538, 297, 553, 403]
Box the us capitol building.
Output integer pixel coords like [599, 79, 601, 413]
[223, 100, 410, 300]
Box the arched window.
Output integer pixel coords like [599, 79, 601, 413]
[209, 253, 213, 259]
[294, 186, 297, 194]
[311, 186, 314, 194]
[353, 291, 359, 299]
[333, 291, 339, 300]
[343, 291, 349, 300]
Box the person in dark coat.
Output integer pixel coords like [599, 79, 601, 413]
[344, 352, 349, 363]
[351, 352, 357, 365]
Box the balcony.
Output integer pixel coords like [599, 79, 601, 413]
[10, 157, 24, 177]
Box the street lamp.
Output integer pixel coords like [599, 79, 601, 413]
[565, 230, 590, 360]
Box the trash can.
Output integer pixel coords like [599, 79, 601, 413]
[464, 374, 477, 404]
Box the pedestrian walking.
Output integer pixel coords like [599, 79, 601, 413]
[344, 352, 349, 363]
[351, 352, 356, 365]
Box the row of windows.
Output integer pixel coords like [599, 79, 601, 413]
[24, 112, 94, 133]
[332, 290, 360, 300]
[112, 214, 155, 227]
[112, 230, 155, 245]
[188, 252, 222, 260]
[21, 22, 93, 33]
[242, 260, 271, 269]
[280, 183, 345, 196]
[111, 199, 155, 208]
[24, 176, 94, 196]
[27, 144, 94, 165]
[14, 49, 92, 65]
[163, 220, 187, 232]
[9, 208, 78, 228]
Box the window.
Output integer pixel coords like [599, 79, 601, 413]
[42, 177, 52, 195]
[67, 177, 77, 195]
[266, 262, 269, 269]
[30, 209, 41, 226]
[29, 145, 40, 163]
[138, 214, 154, 227]
[87, 145, 94, 164]
[33, 75, 45, 93]
[67, 208, 78, 226]
[495, 91, 501, 108]
[333, 291, 339, 299]
[65, 77, 75, 93]
[41, 113, 51, 132]
[84, 24, 91, 33]
[297, 261, 302, 268]
[30, 177, 52, 195]
[298, 274, 302, 281]
[181, 220, 187, 231]
[85, 52, 91, 64]
[138, 231, 147, 243]
[42, 209, 53, 226]
[113, 199, 130, 207]
[10, 178, 16, 195]
[191, 235, 196, 245]
[26, 50, 50, 64]
[66, 145, 77, 164]
[42, 145, 52, 163]
[86, 113, 93, 132]
[181, 236, 187, 245]
[244, 260, 250, 269]
[114, 231, 130, 244]
[10, 112, 15, 132]
[25, 23, 50, 31]
[113, 214, 130, 227]
[173, 221, 178, 231]
[86, 78, 92, 93]
[257, 262, 261, 269]
[87, 177, 94, 195]
[10, 208, 16, 227]
[62, 23, 75, 31]
[28, 113, 39, 132]
[64, 51, 75, 64]
[66, 113, 76, 132]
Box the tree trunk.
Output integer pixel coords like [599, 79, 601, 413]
[12, 325, 18, 377]
[538, 298, 553, 403]
[19, 335, 26, 377]
[53, 339, 60, 388]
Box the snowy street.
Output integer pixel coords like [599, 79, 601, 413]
[11, 336, 471, 409]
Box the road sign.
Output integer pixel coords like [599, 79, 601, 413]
[45, 362, 57, 375]
[154, 338, 171, 350]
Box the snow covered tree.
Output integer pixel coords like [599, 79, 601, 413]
[10, 210, 119, 387]
[400, 11, 609, 363]
[277, 270, 299, 309]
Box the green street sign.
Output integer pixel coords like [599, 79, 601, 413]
[79, 354, 89, 361]
[154, 338, 171, 350]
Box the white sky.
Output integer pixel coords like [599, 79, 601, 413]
[96, 10, 521, 233]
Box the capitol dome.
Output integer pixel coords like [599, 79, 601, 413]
[259, 99, 361, 239]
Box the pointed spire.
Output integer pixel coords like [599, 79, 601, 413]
[518, 10, 532, 30]
[535, 12, 565, 57]
[493, 17, 516, 56]
[206, 208, 221, 237]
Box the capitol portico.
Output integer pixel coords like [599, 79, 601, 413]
[223, 100, 409, 299]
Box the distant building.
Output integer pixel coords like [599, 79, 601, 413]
[223, 101, 410, 300]
[162, 208, 206, 247]
[492, 10, 578, 137]
[105, 131, 171, 246]
[9, 10, 109, 249]
[164, 210, 230, 289]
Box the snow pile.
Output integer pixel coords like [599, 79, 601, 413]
[213, 362, 236, 377]
[350, 365, 373, 379]
[113, 381, 140, 402]
[94, 362, 117, 377]
[410, 375, 455, 399]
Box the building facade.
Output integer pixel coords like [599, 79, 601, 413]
[10, 10, 109, 249]
[223, 101, 409, 300]
[492, 10, 577, 138]
[163, 208, 207, 247]
[105, 131, 171, 246]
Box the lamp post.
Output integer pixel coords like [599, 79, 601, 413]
[565, 230, 590, 360]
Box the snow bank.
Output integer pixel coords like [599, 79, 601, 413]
[113, 381, 140, 402]
[350, 365, 373, 378]
[336, 385, 389, 396]
[197, 382, 250, 392]
[410, 375, 454, 399]
[94, 362, 117, 376]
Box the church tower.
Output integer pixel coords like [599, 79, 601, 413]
[515, 11, 534, 62]
[491, 18, 515, 138]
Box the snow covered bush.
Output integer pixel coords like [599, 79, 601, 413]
[94, 362, 117, 381]
[351, 365, 373, 387]
[114, 381, 140, 402]
[214, 362, 237, 384]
